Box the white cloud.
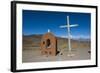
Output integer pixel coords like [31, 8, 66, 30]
[60, 35, 90, 39]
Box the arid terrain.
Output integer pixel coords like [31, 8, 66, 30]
[22, 34, 91, 63]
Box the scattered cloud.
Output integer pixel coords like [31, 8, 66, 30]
[60, 35, 90, 39]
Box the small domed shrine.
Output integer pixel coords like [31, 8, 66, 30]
[40, 29, 57, 56]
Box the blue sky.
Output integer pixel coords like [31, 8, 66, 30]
[22, 10, 91, 39]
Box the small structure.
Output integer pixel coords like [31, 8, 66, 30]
[41, 30, 57, 56]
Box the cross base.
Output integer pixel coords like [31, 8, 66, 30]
[67, 51, 75, 57]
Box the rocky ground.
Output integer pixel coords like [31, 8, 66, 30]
[22, 47, 91, 63]
[22, 34, 91, 63]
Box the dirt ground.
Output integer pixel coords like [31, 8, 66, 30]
[22, 47, 91, 63]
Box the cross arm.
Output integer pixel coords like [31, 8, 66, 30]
[60, 24, 78, 28]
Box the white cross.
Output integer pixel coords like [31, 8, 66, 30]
[48, 29, 50, 33]
[60, 16, 78, 54]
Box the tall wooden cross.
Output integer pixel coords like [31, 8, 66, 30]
[60, 16, 78, 56]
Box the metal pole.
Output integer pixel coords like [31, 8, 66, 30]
[67, 16, 71, 52]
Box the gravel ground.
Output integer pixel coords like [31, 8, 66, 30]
[22, 48, 91, 63]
